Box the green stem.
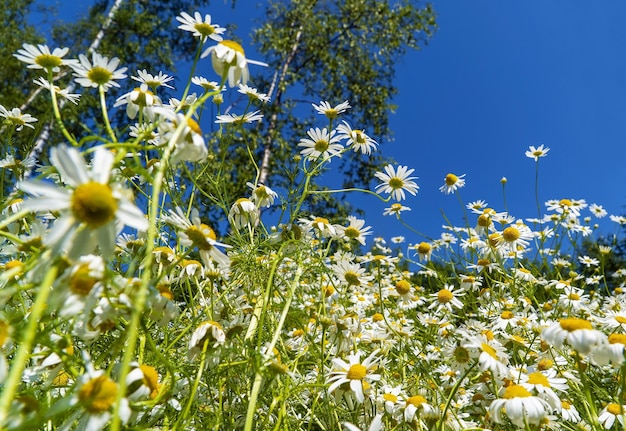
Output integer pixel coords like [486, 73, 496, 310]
[109, 89, 215, 431]
[48, 71, 78, 146]
[0, 262, 58, 425]
[99, 85, 117, 143]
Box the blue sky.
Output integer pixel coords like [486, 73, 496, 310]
[43, 1, 626, 245]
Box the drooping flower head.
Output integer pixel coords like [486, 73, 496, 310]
[201, 40, 267, 87]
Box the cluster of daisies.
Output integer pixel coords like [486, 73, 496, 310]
[1, 9, 626, 431]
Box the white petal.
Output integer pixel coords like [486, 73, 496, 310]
[91, 148, 113, 183]
[51, 146, 89, 186]
[117, 201, 148, 231]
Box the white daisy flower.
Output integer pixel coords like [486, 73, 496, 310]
[525, 144, 550, 161]
[70, 52, 127, 90]
[19, 145, 148, 258]
[326, 350, 382, 403]
[298, 127, 343, 161]
[132, 69, 175, 89]
[313, 100, 351, 120]
[201, 40, 267, 87]
[176, 11, 225, 42]
[0, 105, 37, 131]
[33, 77, 81, 105]
[335, 121, 377, 155]
[489, 384, 552, 427]
[374, 164, 419, 201]
[13, 43, 77, 72]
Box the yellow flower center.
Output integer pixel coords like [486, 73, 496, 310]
[35, 54, 63, 70]
[221, 40, 245, 55]
[607, 403, 623, 415]
[344, 227, 360, 239]
[537, 359, 553, 370]
[346, 363, 367, 380]
[477, 258, 491, 267]
[157, 283, 174, 300]
[131, 87, 154, 106]
[417, 242, 431, 254]
[559, 317, 592, 332]
[344, 271, 361, 286]
[139, 364, 160, 399]
[481, 343, 497, 359]
[453, 346, 470, 363]
[353, 130, 365, 143]
[396, 280, 411, 295]
[477, 214, 491, 227]
[292, 329, 305, 337]
[372, 313, 384, 322]
[437, 289, 453, 303]
[314, 139, 329, 153]
[388, 177, 404, 190]
[502, 226, 520, 242]
[559, 199, 573, 207]
[69, 264, 98, 295]
[608, 333, 626, 345]
[406, 395, 427, 407]
[390, 203, 402, 212]
[383, 393, 398, 403]
[615, 316, 626, 325]
[322, 285, 335, 297]
[87, 66, 114, 85]
[194, 22, 216, 38]
[78, 375, 118, 413]
[71, 182, 118, 228]
[445, 173, 458, 186]
[503, 384, 532, 399]
[186, 117, 202, 135]
[0, 320, 9, 347]
[527, 372, 550, 387]
[314, 217, 330, 226]
[185, 223, 217, 250]
[500, 311, 514, 320]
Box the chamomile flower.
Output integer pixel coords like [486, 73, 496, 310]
[64, 363, 130, 431]
[33, 77, 81, 105]
[489, 384, 552, 427]
[589, 203, 608, 218]
[313, 100, 351, 120]
[162, 207, 230, 268]
[326, 350, 382, 403]
[70, 52, 127, 90]
[383, 203, 411, 217]
[246, 182, 278, 208]
[215, 110, 263, 124]
[439, 173, 466, 195]
[336, 121, 377, 155]
[154, 107, 208, 163]
[192, 76, 221, 91]
[374, 165, 419, 201]
[13, 43, 77, 72]
[19, 145, 148, 258]
[542, 317, 607, 354]
[201, 40, 267, 87]
[237, 84, 270, 103]
[463, 334, 510, 377]
[176, 11, 225, 42]
[526, 144, 550, 161]
[132, 69, 175, 89]
[0, 105, 37, 131]
[188, 320, 226, 360]
[298, 127, 343, 160]
[598, 403, 626, 429]
[114, 83, 160, 120]
[228, 198, 259, 229]
[339, 216, 372, 246]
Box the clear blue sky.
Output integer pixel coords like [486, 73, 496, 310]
[42, 1, 626, 245]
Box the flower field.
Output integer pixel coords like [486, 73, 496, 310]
[1, 10, 626, 431]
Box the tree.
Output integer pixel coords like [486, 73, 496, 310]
[195, 0, 437, 227]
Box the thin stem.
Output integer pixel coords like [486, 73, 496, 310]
[99, 85, 117, 143]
